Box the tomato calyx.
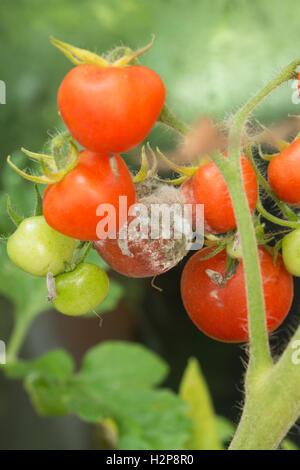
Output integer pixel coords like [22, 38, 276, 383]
[205, 258, 239, 288]
[7, 136, 79, 185]
[50, 35, 155, 69]
[253, 119, 300, 161]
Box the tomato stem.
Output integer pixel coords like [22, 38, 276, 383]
[6, 315, 34, 363]
[256, 198, 300, 229]
[158, 104, 191, 136]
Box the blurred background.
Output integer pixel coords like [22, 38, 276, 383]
[1, 0, 300, 449]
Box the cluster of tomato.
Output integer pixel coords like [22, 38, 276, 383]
[5, 38, 300, 343]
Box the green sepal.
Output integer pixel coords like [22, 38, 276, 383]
[33, 184, 43, 216]
[6, 194, 23, 226]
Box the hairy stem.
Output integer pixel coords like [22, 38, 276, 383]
[158, 104, 191, 136]
[257, 198, 300, 229]
[230, 326, 300, 449]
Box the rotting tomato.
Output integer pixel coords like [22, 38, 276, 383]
[53, 262, 109, 316]
[43, 150, 136, 241]
[268, 138, 300, 204]
[7, 216, 76, 277]
[183, 155, 258, 234]
[58, 64, 166, 153]
[94, 185, 192, 278]
[180, 246, 293, 342]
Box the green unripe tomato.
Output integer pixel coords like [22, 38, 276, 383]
[53, 263, 109, 316]
[7, 216, 76, 277]
[226, 240, 242, 259]
[282, 229, 300, 276]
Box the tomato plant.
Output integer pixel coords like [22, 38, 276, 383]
[58, 64, 166, 153]
[7, 216, 76, 277]
[53, 262, 109, 316]
[43, 150, 136, 241]
[4, 34, 300, 452]
[268, 139, 300, 204]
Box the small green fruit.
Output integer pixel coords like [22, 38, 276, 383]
[7, 216, 76, 277]
[53, 263, 109, 316]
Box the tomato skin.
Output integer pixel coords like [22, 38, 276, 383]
[58, 64, 166, 153]
[43, 150, 136, 241]
[268, 139, 300, 204]
[282, 229, 300, 276]
[53, 263, 109, 316]
[192, 155, 258, 233]
[7, 216, 76, 277]
[180, 247, 293, 342]
[180, 178, 212, 233]
[94, 237, 166, 278]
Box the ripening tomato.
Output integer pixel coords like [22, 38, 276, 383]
[180, 247, 293, 342]
[268, 139, 300, 204]
[58, 64, 166, 153]
[185, 155, 257, 234]
[43, 150, 136, 241]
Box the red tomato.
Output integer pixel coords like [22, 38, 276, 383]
[268, 139, 300, 204]
[43, 150, 136, 241]
[58, 64, 166, 153]
[180, 247, 293, 342]
[191, 155, 257, 233]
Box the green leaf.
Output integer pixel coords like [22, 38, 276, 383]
[77, 341, 168, 389]
[179, 357, 222, 450]
[24, 375, 70, 416]
[115, 389, 191, 450]
[6, 342, 192, 450]
[5, 349, 74, 416]
[68, 382, 191, 450]
[5, 349, 74, 379]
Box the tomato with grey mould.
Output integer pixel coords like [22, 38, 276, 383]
[94, 185, 192, 278]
